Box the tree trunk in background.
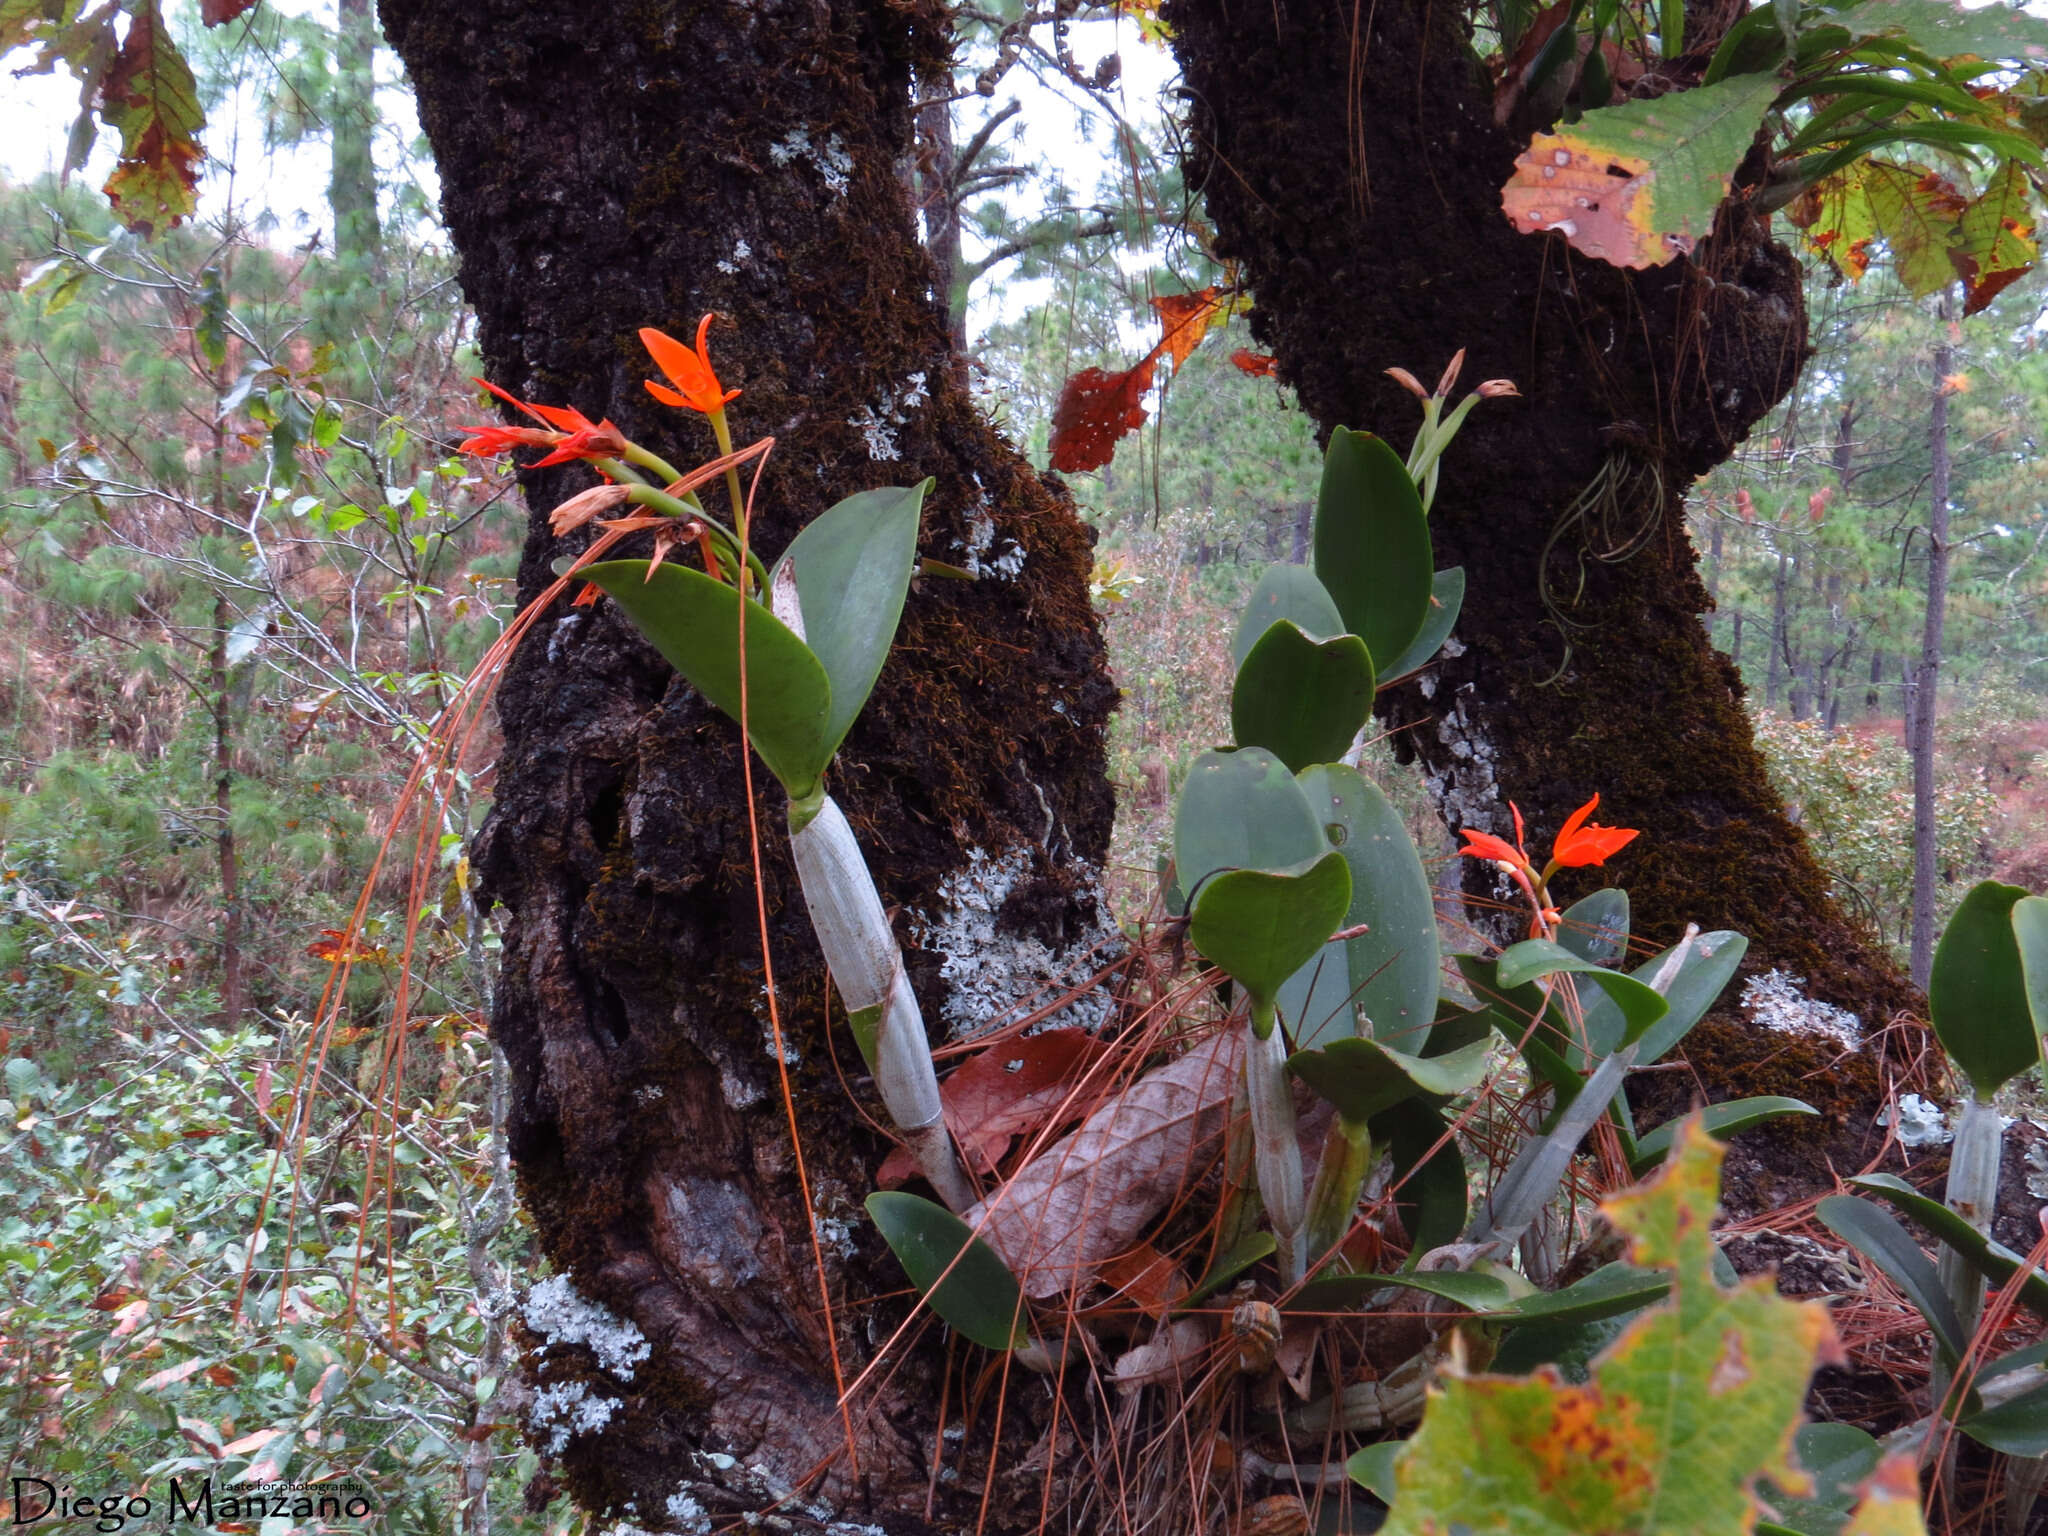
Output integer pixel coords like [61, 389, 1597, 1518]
[1768, 543, 1791, 711]
[380, 0, 1116, 1525]
[1167, 0, 1919, 1067]
[1909, 311, 1955, 988]
[330, 0, 380, 270]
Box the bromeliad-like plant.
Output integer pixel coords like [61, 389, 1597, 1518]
[460, 318, 976, 1212]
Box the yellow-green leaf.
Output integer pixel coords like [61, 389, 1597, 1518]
[1951, 160, 2037, 314]
[97, 3, 205, 235]
[1379, 1118, 1845, 1535]
[1501, 74, 1780, 268]
[1862, 160, 1969, 296]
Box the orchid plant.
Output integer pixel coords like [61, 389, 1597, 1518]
[460, 318, 974, 1211]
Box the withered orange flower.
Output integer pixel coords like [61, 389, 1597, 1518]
[1459, 802, 1530, 871]
[1549, 794, 1639, 868]
[642, 315, 741, 415]
[459, 378, 626, 468]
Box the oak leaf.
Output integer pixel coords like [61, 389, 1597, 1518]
[1149, 287, 1224, 373]
[1379, 1117, 1852, 1535]
[97, 2, 206, 235]
[1048, 356, 1158, 474]
[968, 1031, 1242, 1297]
[1501, 74, 1779, 268]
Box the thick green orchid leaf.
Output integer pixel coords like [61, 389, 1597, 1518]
[1231, 621, 1376, 773]
[1757, 1424, 1885, 1536]
[1348, 1441, 1404, 1504]
[582, 560, 834, 800]
[865, 1191, 1025, 1351]
[2015, 894, 2048, 1041]
[1279, 765, 1441, 1051]
[1296, 1267, 1515, 1315]
[1230, 563, 1346, 667]
[1289, 1036, 1491, 1126]
[1377, 567, 1465, 687]
[1188, 851, 1352, 1014]
[1313, 427, 1435, 673]
[1959, 1378, 2048, 1457]
[1312, 1261, 1669, 1331]
[1628, 1097, 1817, 1175]
[1588, 930, 1748, 1064]
[1848, 1173, 2048, 1322]
[1173, 748, 1325, 899]
[1379, 1120, 1841, 1536]
[1375, 1100, 1468, 1257]
[1930, 880, 2037, 1097]
[1496, 937, 1669, 1047]
[1815, 1194, 1967, 1363]
[769, 481, 927, 760]
[1557, 888, 1630, 968]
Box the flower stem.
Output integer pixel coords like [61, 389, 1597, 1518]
[708, 408, 749, 537]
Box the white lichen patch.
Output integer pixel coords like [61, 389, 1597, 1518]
[959, 501, 1025, 579]
[2026, 1134, 2048, 1198]
[525, 1273, 652, 1379]
[768, 129, 853, 195]
[529, 1380, 620, 1455]
[1740, 968, 1863, 1053]
[908, 846, 1118, 1036]
[847, 371, 930, 461]
[665, 1492, 712, 1535]
[716, 237, 752, 276]
[1878, 1092, 1953, 1149]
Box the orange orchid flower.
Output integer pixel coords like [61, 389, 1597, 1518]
[1459, 795, 1639, 874]
[1548, 794, 1639, 868]
[459, 378, 627, 468]
[641, 315, 741, 415]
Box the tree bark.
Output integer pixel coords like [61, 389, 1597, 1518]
[379, 0, 1117, 1526]
[1166, 0, 1918, 1040]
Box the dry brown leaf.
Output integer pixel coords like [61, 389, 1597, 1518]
[969, 1031, 1242, 1298]
[1149, 287, 1224, 373]
[1111, 1317, 1214, 1390]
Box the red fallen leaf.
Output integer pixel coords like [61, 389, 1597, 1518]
[1148, 287, 1224, 373]
[879, 1027, 1112, 1184]
[1095, 1242, 1187, 1320]
[1230, 349, 1278, 378]
[1049, 356, 1158, 474]
[205, 1364, 239, 1387]
[941, 1027, 1112, 1170]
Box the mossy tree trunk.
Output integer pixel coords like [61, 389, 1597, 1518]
[1167, 0, 1919, 1053]
[379, 0, 1116, 1526]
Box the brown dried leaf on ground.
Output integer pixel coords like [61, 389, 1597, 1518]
[969, 1031, 1243, 1298]
[1112, 1317, 1215, 1390]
